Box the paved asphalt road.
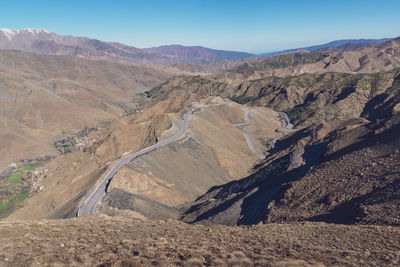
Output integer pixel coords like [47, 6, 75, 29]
[277, 112, 296, 133]
[242, 131, 264, 159]
[232, 107, 265, 159]
[270, 111, 297, 155]
[232, 107, 251, 127]
[77, 110, 193, 216]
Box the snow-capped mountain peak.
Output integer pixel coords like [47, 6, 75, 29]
[0, 29, 18, 40]
[21, 28, 50, 34]
[0, 28, 50, 40]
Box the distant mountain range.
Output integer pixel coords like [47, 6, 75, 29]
[0, 28, 253, 65]
[0, 28, 397, 66]
[144, 44, 253, 62]
[260, 37, 393, 57]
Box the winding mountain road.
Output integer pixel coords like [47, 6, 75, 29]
[77, 110, 193, 216]
[78, 102, 269, 216]
[233, 107, 265, 159]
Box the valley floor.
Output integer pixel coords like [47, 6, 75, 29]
[0, 215, 399, 266]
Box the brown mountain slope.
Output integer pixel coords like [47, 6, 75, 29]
[5, 97, 181, 220]
[230, 38, 400, 78]
[0, 50, 181, 170]
[1, 215, 399, 266]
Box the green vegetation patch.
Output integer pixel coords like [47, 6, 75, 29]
[18, 192, 29, 201]
[23, 163, 40, 171]
[264, 52, 327, 69]
[24, 164, 32, 171]
[0, 196, 14, 212]
[0, 190, 29, 218]
[187, 76, 212, 85]
[286, 105, 318, 124]
[8, 173, 22, 183]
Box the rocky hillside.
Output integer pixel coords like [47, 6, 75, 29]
[1, 215, 399, 266]
[232, 69, 400, 126]
[0, 29, 253, 65]
[149, 68, 400, 127]
[180, 108, 400, 226]
[265, 115, 400, 225]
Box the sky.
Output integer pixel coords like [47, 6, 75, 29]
[1, 0, 399, 53]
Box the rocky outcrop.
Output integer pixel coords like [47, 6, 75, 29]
[25, 167, 48, 193]
[0, 163, 16, 178]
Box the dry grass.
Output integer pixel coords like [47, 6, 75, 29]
[0, 215, 399, 266]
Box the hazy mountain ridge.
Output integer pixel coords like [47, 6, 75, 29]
[0, 28, 254, 65]
[145, 44, 254, 63]
[1, 28, 396, 71]
[260, 37, 393, 57]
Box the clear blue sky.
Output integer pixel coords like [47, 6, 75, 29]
[1, 0, 399, 53]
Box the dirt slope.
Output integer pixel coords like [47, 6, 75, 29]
[0, 50, 181, 170]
